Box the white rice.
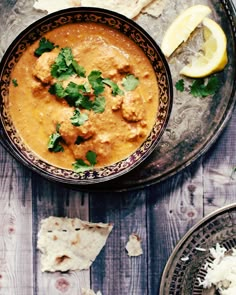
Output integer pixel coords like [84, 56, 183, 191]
[199, 243, 236, 295]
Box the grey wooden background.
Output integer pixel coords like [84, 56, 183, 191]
[0, 0, 236, 294]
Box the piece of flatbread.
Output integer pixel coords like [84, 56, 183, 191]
[125, 233, 143, 257]
[80, 0, 153, 19]
[82, 288, 102, 295]
[37, 216, 113, 272]
[33, 0, 154, 19]
[33, 0, 81, 14]
[142, 0, 167, 18]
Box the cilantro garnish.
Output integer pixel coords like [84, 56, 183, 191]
[65, 83, 93, 109]
[72, 159, 91, 172]
[49, 81, 93, 109]
[12, 79, 18, 87]
[49, 80, 104, 112]
[49, 83, 66, 98]
[88, 70, 105, 95]
[72, 60, 86, 78]
[70, 108, 89, 126]
[34, 37, 56, 57]
[64, 82, 86, 105]
[92, 96, 106, 113]
[122, 74, 139, 91]
[103, 78, 124, 96]
[190, 76, 220, 98]
[83, 82, 91, 93]
[79, 96, 94, 110]
[72, 150, 97, 173]
[51, 47, 86, 80]
[175, 79, 185, 92]
[48, 124, 64, 152]
[75, 136, 85, 145]
[86, 150, 97, 166]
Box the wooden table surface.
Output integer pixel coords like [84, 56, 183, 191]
[0, 1, 236, 294]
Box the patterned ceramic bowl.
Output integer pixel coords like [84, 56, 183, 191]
[0, 7, 172, 186]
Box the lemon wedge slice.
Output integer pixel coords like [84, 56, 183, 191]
[180, 17, 228, 78]
[161, 5, 212, 57]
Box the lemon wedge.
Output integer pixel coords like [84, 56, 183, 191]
[161, 5, 212, 57]
[180, 17, 228, 78]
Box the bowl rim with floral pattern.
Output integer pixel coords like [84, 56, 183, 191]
[0, 7, 173, 185]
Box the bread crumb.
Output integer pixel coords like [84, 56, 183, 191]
[125, 233, 143, 257]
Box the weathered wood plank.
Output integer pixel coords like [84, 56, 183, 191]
[0, 145, 33, 295]
[89, 190, 148, 295]
[203, 109, 236, 215]
[147, 160, 204, 294]
[31, 175, 90, 295]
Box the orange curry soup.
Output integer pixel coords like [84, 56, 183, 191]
[8, 22, 159, 170]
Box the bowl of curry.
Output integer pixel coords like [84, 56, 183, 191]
[0, 7, 172, 185]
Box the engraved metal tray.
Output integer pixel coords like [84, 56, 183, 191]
[159, 203, 236, 294]
[0, 0, 235, 191]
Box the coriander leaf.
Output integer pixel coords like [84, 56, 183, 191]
[190, 76, 220, 98]
[72, 150, 97, 173]
[175, 79, 185, 92]
[65, 82, 85, 99]
[84, 82, 91, 93]
[92, 96, 106, 113]
[72, 60, 86, 77]
[204, 76, 220, 95]
[34, 37, 56, 57]
[88, 70, 105, 95]
[103, 78, 124, 96]
[86, 150, 97, 166]
[122, 74, 139, 91]
[49, 83, 66, 98]
[75, 136, 85, 145]
[51, 61, 74, 81]
[48, 131, 64, 153]
[65, 82, 92, 108]
[70, 108, 88, 126]
[190, 79, 207, 97]
[12, 79, 18, 87]
[62, 47, 74, 66]
[72, 159, 90, 173]
[56, 123, 61, 133]
[51, 48, 75, 80]
[79, 96, 93, 110]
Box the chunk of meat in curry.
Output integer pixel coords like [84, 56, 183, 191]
[33, 51, 58, 84]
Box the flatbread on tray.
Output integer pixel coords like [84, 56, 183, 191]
[80, 0, 153, 19]
[37, 216, 113, 272]
[33, 0, 167, 19]
[141, 0, 168, 18]
[33, 0, 81, 14]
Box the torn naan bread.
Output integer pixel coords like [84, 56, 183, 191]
[37, 216, 113, 272]
[33, 0, 81, 14]
[142, 0, 168, 18]
[80, 0, 153, 19]
[34, 0, 154, 19]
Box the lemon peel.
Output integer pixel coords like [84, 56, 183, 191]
[161, 5, 212, 57]
[180, 17, 228, 78]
